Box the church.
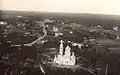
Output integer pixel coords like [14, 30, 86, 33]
[53, 40, 76, 65]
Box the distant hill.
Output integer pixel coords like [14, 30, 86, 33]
[1, 10, 120, 29]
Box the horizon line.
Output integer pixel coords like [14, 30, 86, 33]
[1, 9, 120, 16]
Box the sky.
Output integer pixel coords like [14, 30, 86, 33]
[1, 0, 120, 15]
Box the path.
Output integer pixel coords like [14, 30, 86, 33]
[11, 23, 47, 47]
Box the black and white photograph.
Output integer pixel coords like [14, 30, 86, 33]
[0, 0, 120, 75]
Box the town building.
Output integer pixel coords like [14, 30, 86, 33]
[53, 26, 59, 32]
[53, 26, 63, 37]
[53, 40, 76, 65]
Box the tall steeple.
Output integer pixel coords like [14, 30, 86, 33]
[59, 40, 64, 55]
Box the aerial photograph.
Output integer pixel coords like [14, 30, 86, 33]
[0, 0, 120, 75]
